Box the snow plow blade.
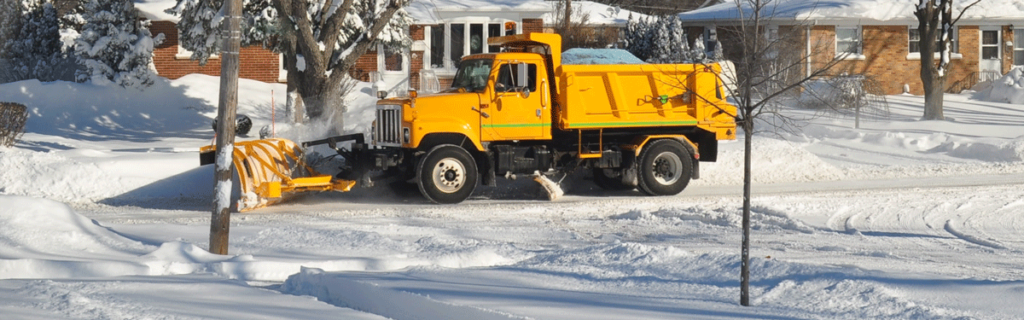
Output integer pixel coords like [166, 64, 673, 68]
[199, 138, 355, 212]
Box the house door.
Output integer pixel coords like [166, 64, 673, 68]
[378, 44, 409, 96]
[980, 28, 1002, 81]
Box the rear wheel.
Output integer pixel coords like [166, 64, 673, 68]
[417, 145, 478, 204]
[637, 139, 692, 196]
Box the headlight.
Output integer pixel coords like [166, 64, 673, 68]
[403, 127, 411, 144]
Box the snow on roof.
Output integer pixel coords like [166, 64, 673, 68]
[678, 0, 1024, 24]
[134, 0, 178, 22]
[408, 0, 641, 25]
[134, 0, 642, 26]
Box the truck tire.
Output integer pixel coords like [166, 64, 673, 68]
[417, 144, 478, 204]
[637, 139, 692, 196]
[592, 168, 634, 191]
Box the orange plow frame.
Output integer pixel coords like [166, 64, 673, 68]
[200, 138, 355, 212]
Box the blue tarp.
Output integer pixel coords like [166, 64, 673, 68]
[561, 48, 646, 65]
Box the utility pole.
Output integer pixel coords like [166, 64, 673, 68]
[210, 0, 242, 255]
[563, 0, 572, 31]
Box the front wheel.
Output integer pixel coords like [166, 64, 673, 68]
[417, 145, 478, 204]
[637, 139, 692, 196]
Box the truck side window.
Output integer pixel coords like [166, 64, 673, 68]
[496, 63, 537, 93]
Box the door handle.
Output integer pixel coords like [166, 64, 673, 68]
[473, 106, 490, 118]
[536, 109, 542, 117]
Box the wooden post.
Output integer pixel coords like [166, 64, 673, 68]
[210, 0, 242, 255]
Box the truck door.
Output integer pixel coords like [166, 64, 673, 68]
[483, 62, 549, 141]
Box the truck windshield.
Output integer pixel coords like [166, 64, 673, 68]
[447, 59, 493, 93]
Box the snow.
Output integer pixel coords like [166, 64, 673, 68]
[678, 0, 1024, 23]
[404, 0, 641, 25]
[2, 72, 1024, 319]
[977, 66, 1024, 104]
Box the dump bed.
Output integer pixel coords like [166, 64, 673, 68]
[555, 62, 734, 135]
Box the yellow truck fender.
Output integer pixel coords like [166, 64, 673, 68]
[625, 134, 701, 180]
[409, 117, 485, 152]
[626, 135, 699, 159]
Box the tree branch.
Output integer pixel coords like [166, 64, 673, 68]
[328, 0, 403, 84]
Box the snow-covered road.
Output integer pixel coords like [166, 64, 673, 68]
[3, 75, 1024, 319]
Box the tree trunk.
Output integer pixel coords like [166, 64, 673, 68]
[921, 70, 945, 120]
[916, 1, 946, 121]
[740, 116, 752, 306]
[284, 49, 305, 124]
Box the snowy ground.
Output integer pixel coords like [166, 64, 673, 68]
[2, 74, 1024, 319]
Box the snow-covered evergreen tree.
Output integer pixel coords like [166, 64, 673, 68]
[165, 0, 276, 65]
[669, 15, 691, 62]
[0, 0, 22, 47]
[625, 16, 654, 61]
[3, 0, 64, 81]
[74, 0, 164, 89]
[59, 0, 87, 31]
[692, 34, 706, 61]
[649, 16, 673, 63]
[625, 13, 637, 50]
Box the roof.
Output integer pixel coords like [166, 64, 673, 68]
[135, 0, 641, 26]
[408, 0, 640, 25]
[677, 0, 1024, 24]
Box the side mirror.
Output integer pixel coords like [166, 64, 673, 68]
[495, 82, 506, 92]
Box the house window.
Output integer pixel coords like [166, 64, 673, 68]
[766, 25, 779, 41]
[704, 26, 718, 54]
[382, 45, 404, 72]
[836, 26, 861, 55]
[982, 30, 1000, 60]
[1015, 28, 1024, 66]
[487, 23, 503, 52]
[450, 24, 465, 67]
[909, 28, 958, 54]
[425, 20, 520, 74]
[430, 25, 445, 69]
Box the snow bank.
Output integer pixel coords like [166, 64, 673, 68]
[696, 138, 848, 186]
[0, 196, 151, 259]
[977, 67, 1024, 104]
[562, 48, 645, 65]
[282, 240, 972, 319]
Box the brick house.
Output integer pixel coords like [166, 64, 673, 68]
[676, 0, 1024, 95]
[133, 0, 637, 95]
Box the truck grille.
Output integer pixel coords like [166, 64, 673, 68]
[374, 105, 403, 147]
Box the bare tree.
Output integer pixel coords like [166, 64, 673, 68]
[169, 0, 411, 127]
[704, 0, 847, 306]
[273, 0, 409, 126]
[551, 0, 620, 49]
[914, 0, 980, 120]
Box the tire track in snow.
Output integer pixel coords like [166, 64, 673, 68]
[825, 207, 861, 235]
[943, 219, 1007, 250]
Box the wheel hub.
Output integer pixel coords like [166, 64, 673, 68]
[651, 151, 682, 185]
[432, 158, 465, 193]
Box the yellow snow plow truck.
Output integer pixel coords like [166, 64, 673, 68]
[200, 32, 736, 211]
